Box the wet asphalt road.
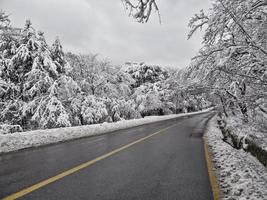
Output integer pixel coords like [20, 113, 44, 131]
[0, 112, 214, 200]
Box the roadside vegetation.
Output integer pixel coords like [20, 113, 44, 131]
[184, 0, 267, 165]
[184, 0, 267, 198]
[0, 11, 212, 134]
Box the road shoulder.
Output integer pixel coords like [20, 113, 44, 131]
[204, 116, 267, 200]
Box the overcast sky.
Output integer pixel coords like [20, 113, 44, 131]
[1, 0, 211, 68]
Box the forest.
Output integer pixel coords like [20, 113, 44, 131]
[0, 13, 212, 133]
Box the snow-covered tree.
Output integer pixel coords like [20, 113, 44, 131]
[70, 94, 108, 125]
[0, 17, 76, 130]
[188, 0, 267, 122]
[131, 80, 174, 116]
[0, 12, 22, 128]
[125, 62, 168, 87]
[66, 53, 111, 96]
[107, 98, 140, 122]
[51, 37, 72, 74]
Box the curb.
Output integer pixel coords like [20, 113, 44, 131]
[203, 138, 220, 200]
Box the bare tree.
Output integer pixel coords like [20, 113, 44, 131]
[121, 0, 161, 23]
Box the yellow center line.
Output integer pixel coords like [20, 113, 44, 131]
[3, 123, 177, 200]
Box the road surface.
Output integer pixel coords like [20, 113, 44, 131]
[0, 112, 215, 200]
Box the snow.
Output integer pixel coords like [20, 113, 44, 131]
[0, 124, 22, 135]
[204, 116, 267, 200]
[226, 115, 267, 151]
[0, 107, 214, 154]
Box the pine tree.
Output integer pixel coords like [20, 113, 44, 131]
[0, 19, 74, 130]
[51, 37, 71, 74]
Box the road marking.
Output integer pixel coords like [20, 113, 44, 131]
[203, 139, 220, 200]
[3, 124, 177, 200]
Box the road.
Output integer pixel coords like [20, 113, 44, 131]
[0, 112, 215, 200]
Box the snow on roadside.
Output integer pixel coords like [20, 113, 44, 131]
[226, 115, 267, 151]
[0, 108, 213, 154]
[204, 116, 267, 200]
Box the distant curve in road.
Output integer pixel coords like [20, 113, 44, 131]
[0, 112, 215, 200]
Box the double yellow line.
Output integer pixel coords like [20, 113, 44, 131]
[3, 124, 177, 200]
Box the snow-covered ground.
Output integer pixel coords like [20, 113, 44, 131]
[0, 108, 213, 154]
[226, 115, 267, 151]
[205, 116, 267, 200]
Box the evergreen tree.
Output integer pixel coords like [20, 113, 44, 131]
[0, 18, 74, 130]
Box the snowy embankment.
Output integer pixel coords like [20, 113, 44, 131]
[222, 116, 267, 167]
[204, 116, 267, 200]
[0, 108, 213, 154]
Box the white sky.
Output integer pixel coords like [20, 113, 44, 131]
[0, 0, 211, 68]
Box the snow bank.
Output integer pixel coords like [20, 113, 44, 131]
[204, 116, 267, 200]
[0, 124, 22, 135]
[0, 108, 214, 154]
[217, 115, 267, 167]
